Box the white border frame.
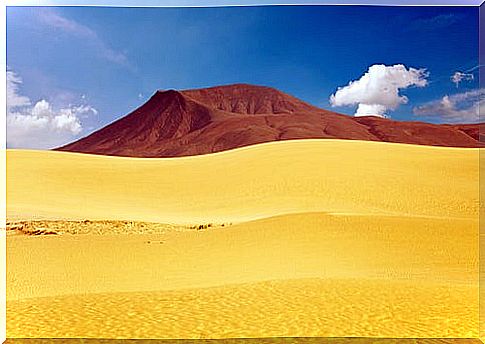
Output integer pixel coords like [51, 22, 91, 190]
[1, 1, 482, 343]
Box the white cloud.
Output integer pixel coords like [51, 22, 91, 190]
[329, 64, 429, 118]
[451, 71, 474, 87]
[38, 9, 96, 38]
[6, 70, 30, 109]
[413, 89, 483, 124]
[37, 9, 129, 66]
[7, 69, 97, 149]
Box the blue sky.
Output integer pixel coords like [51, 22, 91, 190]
[6, 5, 480, 148]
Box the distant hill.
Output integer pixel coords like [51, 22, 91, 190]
[56, 83, 481, 157]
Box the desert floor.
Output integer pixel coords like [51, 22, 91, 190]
[4, 339, 483, 344]
[6, 140, 480, 338]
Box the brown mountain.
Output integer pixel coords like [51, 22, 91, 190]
[56, 84, 482, 157]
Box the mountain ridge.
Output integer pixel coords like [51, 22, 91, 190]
[56, 83, 482, 157]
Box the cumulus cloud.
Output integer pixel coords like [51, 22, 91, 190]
[451, 71, 474, 87]
[7, 69, 97, 149]
[329, 64, 429, 118]
[413, 89, 483, 124]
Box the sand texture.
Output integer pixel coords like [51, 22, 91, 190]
[6, 140, 479, 338]
[5, 339, 483, 344]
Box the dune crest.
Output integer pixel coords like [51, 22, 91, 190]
[8, 139, 479, 223]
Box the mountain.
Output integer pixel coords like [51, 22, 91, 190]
[56, 84, 481, 157]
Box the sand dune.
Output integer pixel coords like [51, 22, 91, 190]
[6, 140, 479, 338]
[7, 139, 479, 223]
[7, 213, 478, 337]
[7, 213, 477, 301]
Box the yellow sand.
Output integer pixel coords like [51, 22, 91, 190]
[6, 140, 479, 338]
[7, 278, 478, 338]
[7, 140, 478, 223]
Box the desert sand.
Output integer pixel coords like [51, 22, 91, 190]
[6, 139, 479, 338]
[7, 139, 479, 223]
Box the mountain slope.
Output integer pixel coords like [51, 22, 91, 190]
[56, 84, 481, 157]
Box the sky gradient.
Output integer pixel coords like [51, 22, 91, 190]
[6, 5, 480, 148]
